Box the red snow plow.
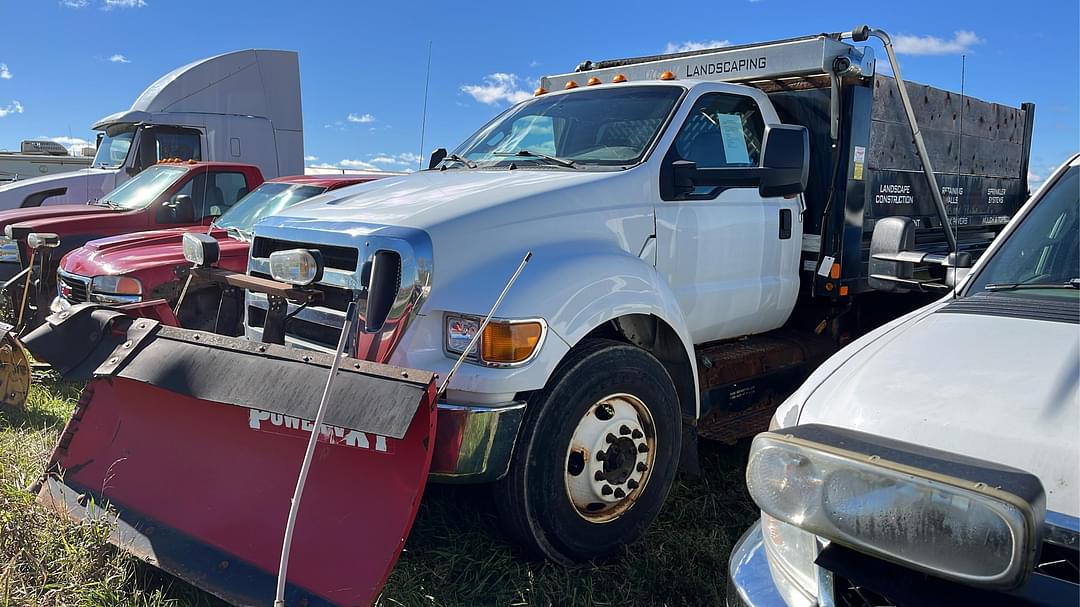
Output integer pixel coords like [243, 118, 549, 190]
[21, 303, 437, 606]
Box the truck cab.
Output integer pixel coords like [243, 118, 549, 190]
[728, 154, 1079, 607]
[0, 161, 263, 327]
[0, 49, 303, 210]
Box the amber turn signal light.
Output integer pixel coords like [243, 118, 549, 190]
[481, 321, 543, 364]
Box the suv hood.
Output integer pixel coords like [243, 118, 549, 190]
[797, 296, 1079, 515]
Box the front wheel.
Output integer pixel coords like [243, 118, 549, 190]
[494, 338, 682, 563]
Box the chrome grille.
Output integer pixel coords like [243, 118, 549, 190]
[58, 272, 89, 304]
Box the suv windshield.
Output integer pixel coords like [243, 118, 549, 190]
[92, 124, 137, 168]
[98, 165, 187, 210]
[452, 85, 683, 169]
[213, 182, 328, 237]
[966, 164, 1079, 298]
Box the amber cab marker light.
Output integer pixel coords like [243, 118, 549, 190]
[659, 70, 676, 80]
[586, 77, 602, 86]
[839, 285, 850, 297]
[564, 80, 579, 89]
[534, 87, 548, 96]
[612, 73, 628, 83]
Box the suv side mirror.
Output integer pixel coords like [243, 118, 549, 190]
[428, 148, 447, 170]
[868, 216, 916, 292]
[758, 124, 809, 198]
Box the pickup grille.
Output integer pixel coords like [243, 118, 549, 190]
[251, 237, 359, 271]
[59, 273, 89, 304]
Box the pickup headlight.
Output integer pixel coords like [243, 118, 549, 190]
[90, 275, 143, 297]
[445, 314, 544, 366]
[747, 425, 1045, 590]
[760, 513, 820, 607]
[0, 236, 19, 263]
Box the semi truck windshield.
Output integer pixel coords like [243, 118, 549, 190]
[453, 85, 683, 168]
[93, 125, 137, 168]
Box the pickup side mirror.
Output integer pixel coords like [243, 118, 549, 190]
[159, 194, 195, 224]
[868, 216, 916, 292]
[758, 124, 809, 198]
[428, 148, 448, 170]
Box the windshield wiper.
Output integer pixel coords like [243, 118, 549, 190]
[223, 226, 250, 241]
[985, 278, 1080, 291]
[492, 150, 576, 168]
[92, 199, 121, 209]
[440, 153, 477, 169]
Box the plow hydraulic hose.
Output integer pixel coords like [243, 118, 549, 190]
[274, 299, 359, 607]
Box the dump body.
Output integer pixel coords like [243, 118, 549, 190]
[0, 49, 303, 210]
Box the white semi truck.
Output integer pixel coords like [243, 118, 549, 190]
[0, 49, 303, 210]
[224, 25, 1034, 563]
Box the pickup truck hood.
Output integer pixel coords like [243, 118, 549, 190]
[0, 167, 118, 209]
[61, 226, 249, 278]
[797, 296, 1079, 516]
[0, 204, 145, 241]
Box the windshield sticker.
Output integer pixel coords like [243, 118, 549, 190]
[716, 114, 751, 165]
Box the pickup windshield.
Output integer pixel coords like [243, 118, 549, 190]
[965, 165, 1079, 298]
[92, 124, 137, 168]
[213, 182, 328, 237]
[97, 165, 187, 210]
[452, 85, 683, 169]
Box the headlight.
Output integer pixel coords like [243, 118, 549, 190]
[445, 314, 544, 365]
[91, 275, 142, 296]
[269, 248, 323, 286]
[747, 425, 1045, 590]
[760, 513, 820, 607]
[0, 236, 18, 263]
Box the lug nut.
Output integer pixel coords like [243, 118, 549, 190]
[637, 462, 648, 472]
[596, 450, 607, 461]
[631, 429, 643, 439]
[601, 485, 613, 496]
[594, 471, 605, 481]
[605, 433, 616, 443]
[619, 424, 631, 435]
[614, 488, 626, 499]
[638, 443, 649, 453]
[627, 479, 640, 489]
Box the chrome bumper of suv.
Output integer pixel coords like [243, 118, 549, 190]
[429, 400, 526, 483]
[727, 522, 789, 607]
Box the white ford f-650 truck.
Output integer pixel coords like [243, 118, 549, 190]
[0, 49, 304, 210]
[223, 26, 1034, 562]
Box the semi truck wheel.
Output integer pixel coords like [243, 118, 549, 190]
[494, 338, 681, 564]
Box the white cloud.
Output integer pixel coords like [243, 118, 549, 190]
[103, 0, 147, 7]
[0, 63, 11, 79]
[461, 73, 532, 105]
[893, 31, 982, 56]
[60, 0, 89, 7]
[339, 159, 380, 171]
[304, 155, 318, 161]
[347, 112, 375, 123]
[369, 152, 422, 168]
[0, 100, 24, 118]
[109, 54, 131, 64]
[1028, 169, 1043, 187]
[663, 40, 731, 54]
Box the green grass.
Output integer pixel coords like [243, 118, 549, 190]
[1, 377, 758, 606]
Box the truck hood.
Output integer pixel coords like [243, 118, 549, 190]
[61, 226, 249, 277]
[0, 204, 114, 229]
[797, 297, 1079, 516]
[0, 167, 119, 209]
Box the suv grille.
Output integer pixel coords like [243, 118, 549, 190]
[59, 274, 89, 303]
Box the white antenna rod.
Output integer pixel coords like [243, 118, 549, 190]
[417, 41, 433, 171]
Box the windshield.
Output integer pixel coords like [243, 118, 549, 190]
[92, 124, 137, 168]
[213, 183, 327, 236]
[965, 165, 1079, 298]
[452, 85, 683, 169]
[99, 165, 187, 210]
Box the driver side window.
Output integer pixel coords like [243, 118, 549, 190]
[669, 93, 766, 198]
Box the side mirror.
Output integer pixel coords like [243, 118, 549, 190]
[125, 165, 140, 177]
[160, 194, 195, 223]
[758, 124, 809, 198]
[868, 216, 916, 292]
[428, 147, 448, 170]
[671, 160, 698, 198]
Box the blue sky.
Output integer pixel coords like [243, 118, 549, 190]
[0, 0, 1075, 185]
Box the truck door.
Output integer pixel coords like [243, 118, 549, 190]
[655, 90, 800, 343]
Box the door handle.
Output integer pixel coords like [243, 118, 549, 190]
[779, 209, 792, 239]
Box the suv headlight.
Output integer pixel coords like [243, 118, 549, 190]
[0, 236, 19, 263]
[444, 314, 544, 366]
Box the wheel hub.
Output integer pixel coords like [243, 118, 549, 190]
[564, 393, 656, 522]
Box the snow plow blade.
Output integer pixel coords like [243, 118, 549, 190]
[24, 304, 437, 607]
[0, 323, 30, 408]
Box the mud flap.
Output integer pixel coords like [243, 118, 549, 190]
[24, 304, 437, 607]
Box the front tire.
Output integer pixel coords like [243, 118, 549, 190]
[494, 338, 682, 563]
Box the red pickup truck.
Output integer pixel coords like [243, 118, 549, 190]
[56, 174, 386, 329]
[0, 160, 264, 326]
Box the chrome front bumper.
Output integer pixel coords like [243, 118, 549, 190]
[727, 522, 789, 607]
[429, 400, 526, 483]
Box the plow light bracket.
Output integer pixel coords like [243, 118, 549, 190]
[269, 249, 324, 287]
[27, 232, 60, 250]
[182, 232, 220, 268]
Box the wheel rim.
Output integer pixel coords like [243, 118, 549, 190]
[563, 393, 657, 523]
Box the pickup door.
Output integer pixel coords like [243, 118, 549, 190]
[655, 86, 802, 343]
